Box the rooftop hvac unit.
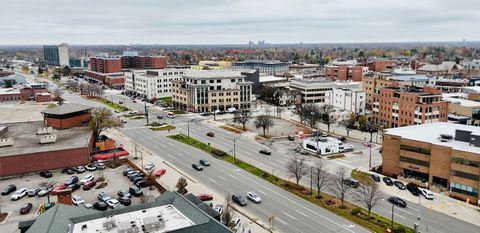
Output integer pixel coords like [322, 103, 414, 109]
[102, 218, 116, 230]
[142, 216, 165, 232]
[0, 138, 14, 147]
[40, 135, 56, 144]
[37, 127, 53, 135]
[118, 221, 139, 233]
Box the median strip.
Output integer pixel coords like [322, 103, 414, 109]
[168, 133, 414, 233]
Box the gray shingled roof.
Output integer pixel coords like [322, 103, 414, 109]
[41, 103, 92, 115]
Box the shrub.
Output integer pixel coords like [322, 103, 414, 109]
[211, 148, 227, 157]
[394, 226, 406, 233]
[350, 208, 361, 216]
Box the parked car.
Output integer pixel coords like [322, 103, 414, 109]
[370, 174, 380, 182]
[106, 199, 120, 208]
[135, 180, 148, 188]
[130, 173, 145, 181]
[123, 168, 135, 176]
[2, 184, 17, 196]
[207, 132, 214, 137]
[28, 188, 41, 197]
[117, 190, 131, 198]
[259, 149, 271, 155]
[93, 201, 108, 211]
[119, 196, 131, 206]
[83, 180, 97, 191]
[214, 204, 223, 214]
[154, 168, 167, 177]
[37, 189, 50, 197]
[200, 112, 210, 116]
[39, 170, 52, 178]
[388, 196, 407, 208]
[129, 186, 144, 197]
[67, 183, 81, 192]
[132, 176, 145, 184]
[192, 164, 203, 171]
[287, 135, 295, 141]
[51, 184, 67, 195]
[382, 177, 393, 186]
[197, 193, 213, 201]
[74, 166, 86, 173]
[420, 189, 434, 200]
[343, 178, 360, 188]
[84, 203, 93, 209]
[232, 194, 247, 206]
[95, 162, 106, 170]
[157, 115, 164, 119]
[97, 192, 111, 202]
[231, 217, 241, 231]
[80, 174, 95, 184]
[85, 164, 97, 171]
[61, 168, 75, 174]
[393, 181, 406, 190]
[246, 191, 262, 203]
[406, 183, 420, 196]
[65, 176, 79, 186]
[19, 203, 33, 215]
[199, 159, 210, 166]
[72, 195, 85, 205]
[11, 188, 28, 200]
[127, 171, 141, 179]
[144, 162, 155, 171]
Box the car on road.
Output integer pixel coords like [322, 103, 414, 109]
[393, 181, 406, 190]
[74, 166, 86, 173]
[197, 193, 213, 201]
[106, 199, 120, 208]
[51, 184, 67, 195]
[259, 149, 271, 155]
[28, 188, 41, 197]
[67, 183, 81, 192]
[93, 201, 108, 211]
[343, 178, 360, 188]
[144, 162, 155, 171]
[199, 159, 210, 166]
[118, 190, 131, 198]
[207, 132, 214, 137]
[83, 180, 97, 191]
[72, 195, 85, 205]
[97, 192, 111, 202]
[370, 174, 380, 182]
[19, 203, 33, 215]
[65, 176, 79, 186]
[232, 194, 247, 206]
[119, 196, 131, 206]
[406, 183, 420, 196]
[246, 191, 262, 203]
[2, 184, 17, 196]
[287, 135, 295, 141]
[85, 164, 97, 171]
[11, 188, 28, 200]
[420, 189, 434, 200]
[61, 168, 75, 174]
[214, 204, 223, 214]
[157, 115, 164, 119]
[129, 186, 144, 197]
[39, 170, 53, 178]
[154, 168, 167, 177]
[192, 164, 203, 171]
[382, 177, 393, 186]
[80, 174, 95, 184]
[388, 196, 407, 208]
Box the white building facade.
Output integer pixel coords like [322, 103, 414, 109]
[289, 79, 362, 104]
[325, 88, 366, 115]
[124, 69, 186, 99]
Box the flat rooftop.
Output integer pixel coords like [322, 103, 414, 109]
[183, 70, 246, 79]
[385, 122, 480, 154]
[0, 121, 91, 157]
[442, 94, 480, 107]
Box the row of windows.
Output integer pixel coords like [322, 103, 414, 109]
[211, 92, 238, 97]
[450, 170, 480, 181]
[399, 156, 430, 167]
[211, 98, 238, 103]
[452, 157, 480, 168]
[450, 182, 479, 197]
[400, 144, 430, 155]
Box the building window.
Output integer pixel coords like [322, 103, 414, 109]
[451, 157, 480, 168]
[399, 156, 430, 167]
[450, 182, 478, 197]
[400, 144, 430, 155]
[450, 170, 480, 181]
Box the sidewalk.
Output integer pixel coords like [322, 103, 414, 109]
[105, 129, 274, 233]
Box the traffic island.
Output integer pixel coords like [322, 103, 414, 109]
[146, 122, 176, 131]
[168, 133, 415, 233]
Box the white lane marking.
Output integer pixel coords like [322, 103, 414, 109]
[167, 142, 174, 146]
[217, 176, 227, 181]
[185, 151, 192, 155]
[153, 145, 160, 150]
[275, 217, 288, 225]
[283, 211, 298, 220]
[208, 178, 218, 184]
[164, 154, 174, 159]
[395, 213, 406, 219]
[460, 206, 474, 216]
[227, 174, 236, 179]
[257, 190, 267, 195]
[295, 210, 308, 217]
[396, 207, 414, 215]
[176, 153, 183, 157]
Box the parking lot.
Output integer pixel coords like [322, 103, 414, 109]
[0, 163, 159, 232]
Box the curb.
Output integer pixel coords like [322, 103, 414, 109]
[162, 161, 198, 183]
[230, 204, 277, 233]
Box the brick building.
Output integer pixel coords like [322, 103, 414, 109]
[367, 59, 395, 72]
[382, 123, 480, 204]
[0, 85, 49, 102]
[41, 104, 92, 129]
[325, 65, 367, 81]
[372, 86, 448, 128]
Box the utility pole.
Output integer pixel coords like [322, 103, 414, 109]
[369, 143, 372, 170]
[187, 120, 190, 139]
[391, 202, 395, 231]
[414, 187, 422, 233]
[310, 166, 313, 195]
[145, 101, 149, 125]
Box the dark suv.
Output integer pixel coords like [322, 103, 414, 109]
[388, 196, 407, 208]
[232, 194, 247, 206]
[406, 183, 420, 196]
[129, 186, 144, 197]
[343, 178, 360, 188]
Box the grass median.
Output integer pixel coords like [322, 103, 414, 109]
[95, 98, 129, 112]
[168, 133, 414, 233]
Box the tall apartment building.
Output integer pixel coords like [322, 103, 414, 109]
[43, 43, 69, 67]
[382, 122, 480, 204]
[372, 86, 448, 128]
[289, 79, 361, 104]
[121, 56, 167, 69]
[124, 69, 186, 99]
[325, 88, 366, 115]
[232, 60, 290, 75]
[324, 65, 368, 81]
[172, 70, 253, 113]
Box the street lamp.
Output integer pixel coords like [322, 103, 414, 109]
[233, 135, 241, 163]
[390, 201, 395, 231]
[368, 142, 372, 170]
[187, 119, 194, 139]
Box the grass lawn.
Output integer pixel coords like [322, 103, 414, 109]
[158, 96, 172, 104]
[172, 109, 186, 115]
[95, 98, 129, 112]
[328, 154, 346, 160]
[47, 103, 57, 108]
[167, 134, 413, 233]
[351, 169, 374, 185]
[148, 124, 176, 131]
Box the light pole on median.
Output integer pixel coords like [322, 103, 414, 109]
[368, 142, 372, 171]
[233, 135, 241, 164]
[390, 202, 395, 231]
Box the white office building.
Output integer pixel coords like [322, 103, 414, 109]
[325, 88, 366, 115]
[289, 78, 362, 104]
[124, 69, 186, 99]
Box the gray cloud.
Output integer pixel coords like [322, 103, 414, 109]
[0, 0, 478, 44]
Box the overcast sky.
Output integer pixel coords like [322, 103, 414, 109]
[0, 0, 478, 45]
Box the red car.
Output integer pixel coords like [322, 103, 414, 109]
[197, 193, 213, 201]
[20, 203, 33, 214]
[83, 180, 97, 190]
[154, 169, 167, 177]
[51, 184, 66, 195]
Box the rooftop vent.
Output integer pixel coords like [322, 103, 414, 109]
[37, 127, 53, 135]
[40, 135, 56, 144]
[0, 138, 14, 147]
[440, 134, 453, 140]
[103, 218, 116, 230]
[118, 221, 139, 233]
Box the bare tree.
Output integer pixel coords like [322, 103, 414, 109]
[354, 182, 384, 217]
[175, 177, 188, 194]
[286, 156, 309, 186]
[221, 194, 236, 229]
[331, 167, 353, 208]
[319, 104, 336, 132]
[52, 88, 64, 105]
[233, 110, 252, 131]
[338, 112, 357, 137]
[88, 107, 123, 141]
[254, 115, 274, 137]
[39, 181, 56, 204]
[299, 103, 319, 128]
[275, 106, 284, 117]
[311, 160, 330, 199]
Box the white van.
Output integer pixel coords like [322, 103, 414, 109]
[227, 107, 237, 113]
